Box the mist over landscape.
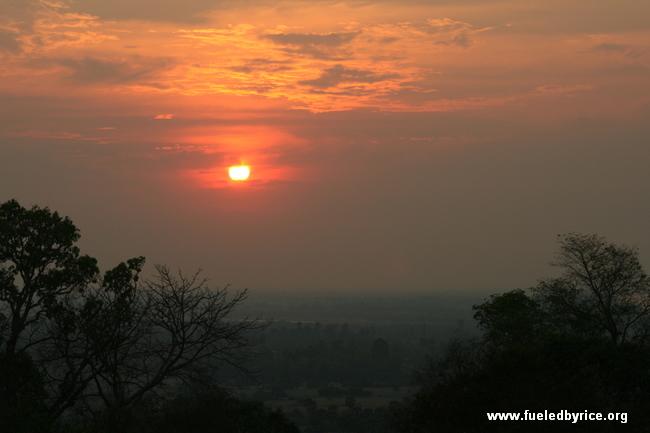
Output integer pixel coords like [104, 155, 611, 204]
[2, 0, 650, 432]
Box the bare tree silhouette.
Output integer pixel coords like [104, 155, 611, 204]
[535, 233, 650, 344]
[82, 262, 259, 429]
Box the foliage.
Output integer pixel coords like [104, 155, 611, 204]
[81, 263, 260, 431]
[0, 200, 267, 432]
[534, 233, 650, 344]
[394, 233, 650, 433]
[150, 387, 300, 433]
[0, 199, 99, 422]
[0, 351, 49, 433]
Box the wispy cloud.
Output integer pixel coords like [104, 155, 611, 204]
[300, 64, 399, 89]
[592, 42, 647, 59]
[52, 56, 174, 85]
[0, 29, 21, 53]
[426, 18, 490, 47]
[1, 0, 644, 116]
[228, 58, 293, 74]
[264, 31, 359, 59]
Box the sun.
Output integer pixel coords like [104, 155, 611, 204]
[228, 165, 251, 181]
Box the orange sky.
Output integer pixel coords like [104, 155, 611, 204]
[1, 0, 649, 292]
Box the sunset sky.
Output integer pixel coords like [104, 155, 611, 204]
[1, 0, 649, 292]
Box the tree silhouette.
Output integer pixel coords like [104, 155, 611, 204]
[0, 200, 264, 432]
[0, 199, 98, 357]
[393, 233, 650, 433]
[473, 289, 547, 347]
[534, 233, 650, 344]
[82, 263, 259, 431]
[150, 386, 300, 433]
[0, 199, 98, 428]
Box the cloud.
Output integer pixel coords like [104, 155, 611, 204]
[0, 0, 38, 26]
[436, 32, 471, 47]
[154, 113, 174, 120]
[592, 42, 646, 59]
[426, 18, 483, 47]
[300, 64, 399, 89]
[266, 31, 358, 47]
[533, 84, 593, 96]
[593, 42, 628, 53]
[67, 0, 226, 23]
[0, 1, 40, 54]
[0, 0, 113, 57]
[264, 31, 359, 58]
[229, 58, 293, 74]
[427, 18, 472, 32]
[0, 30, 21, 53]
[53, 56, 173, 85]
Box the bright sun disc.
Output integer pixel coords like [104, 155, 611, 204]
[228, 165, 251, 181]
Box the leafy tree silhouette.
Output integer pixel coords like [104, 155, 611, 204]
[0, 200, 267, 433]
[393, 233, 650, 433]
[149, 385, 300, 433]
[0, 199, 98, 428]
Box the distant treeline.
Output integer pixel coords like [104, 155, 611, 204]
[220, 321, 440, 389]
